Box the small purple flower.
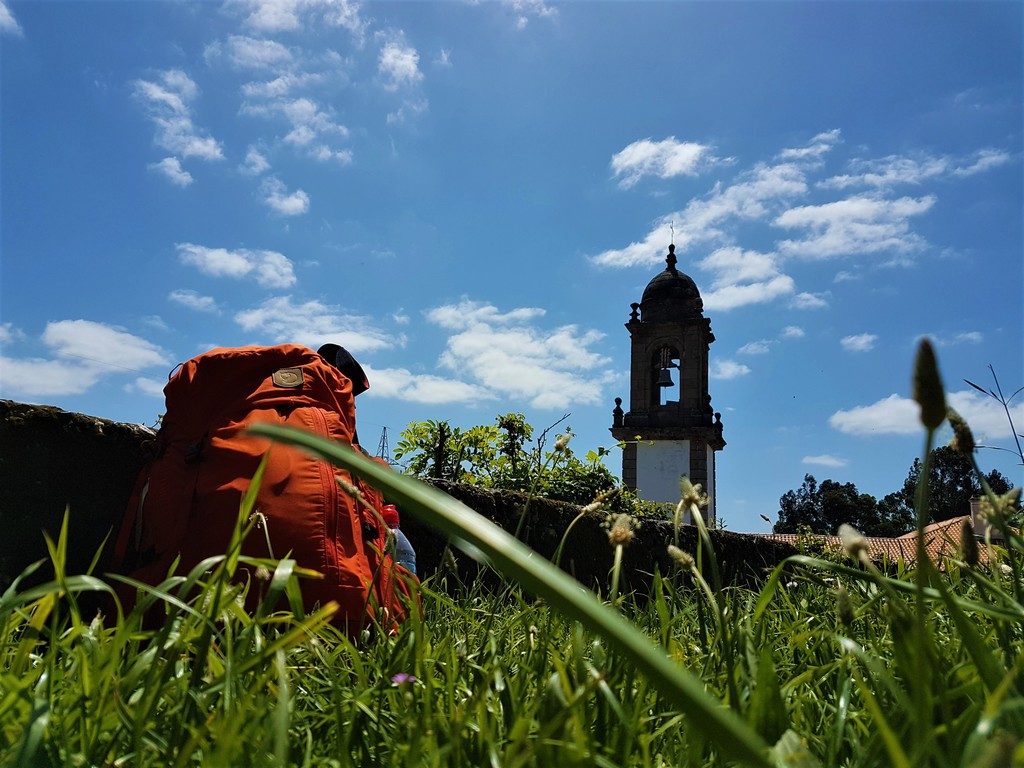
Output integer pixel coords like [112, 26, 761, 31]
[391, 673, 417, 686]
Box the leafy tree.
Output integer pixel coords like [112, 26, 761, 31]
[393, 419, 499, 484]
[394, 413, 620, 507]
[774, 475, 884, 536]
[873, 491, 916, 538]
[774, 447, 1015, 535]
[896, 445, 1012, 523]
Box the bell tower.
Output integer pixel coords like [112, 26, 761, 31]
[610, 244, 725, 524]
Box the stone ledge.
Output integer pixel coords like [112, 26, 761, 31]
[0, 400, 796, 595]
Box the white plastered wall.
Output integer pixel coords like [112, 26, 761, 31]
[636, 440, 690, 505]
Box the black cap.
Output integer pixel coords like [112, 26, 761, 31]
[317, 343, 369, 396]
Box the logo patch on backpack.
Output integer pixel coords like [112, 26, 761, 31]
[272, 367, 304, 388]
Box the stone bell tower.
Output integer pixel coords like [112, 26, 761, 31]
[610, 244, 725, 524]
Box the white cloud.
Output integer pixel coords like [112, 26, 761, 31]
[709, 360, 751, 380]
[781, 325, 805, 339]
[125, 377, 166, 397]
[243, 97, 350, 159]
[698, 247, 796, 311]
[840, 333, 877, 352]
[0, 356, 106, 397]
[1, 320, 172, 398]
[43, 320, 171, 370]
[591, 161, 808, 268]
[386, 97, 428, 125]
[427, 300, 613, 409]
[261, 177, 310, 216]
[177, 242, 297, 288]
[142, 315, 170, 332]
[319, 0, 368, 37]
[953, 331, 983, 345]
[777, 129, 841, 161]
[169, 289, 220, 313]
[378, 37, 423, 91]
[1, 1, 23, 36]
[699, 246, 780, 286]
[240, 146, 271, 175]
[235, 296, 394, 352]
[426, 299, 546, 330]
[821, 148, 1012, 189]
[310, 145, 354, 165]
[435, 49, 452, 67]
[802, 454, 848, 468]
[0, 322, 25, 344]
[705, 276, 796, 312]
[284, 125, 316, 146]
[953, 148, 1012, 177]
[363, 365, 495, 405]
[828, 393, 920, 436]
[821, 155, 949, 190]
[924, 331, 985, 348]
[242, 71, 325, 99]
[829, 390, 1024, 441]
[947, 390, 1024, 440]
[592, 131, 1006, 336]
[833, 270, 858, 283]
[738, 340, 773, 355]
[776, 195, 935, 260]
[234, 0, 305, 31]
[789, 292, 829, 310]
[233, 0, 368, 39]
[611, 137, 721, 188]
[148, 157, 193, 187]
[502, 0, 557, 29]
[206, 35, 293, 70]
[133, 70, 224, 161]
[281, 97, 349, 138]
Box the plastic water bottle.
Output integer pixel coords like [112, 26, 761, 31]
[381, 503, 417, 576]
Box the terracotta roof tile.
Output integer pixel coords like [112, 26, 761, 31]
[755, 516, 1002, 568]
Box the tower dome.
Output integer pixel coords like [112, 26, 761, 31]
[639, 244, 703, 322]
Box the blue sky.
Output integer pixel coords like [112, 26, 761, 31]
[1, 1, 1021, 532]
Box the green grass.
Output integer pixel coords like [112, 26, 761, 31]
[2, 497, 1021, 766]
[2, 341, 1022, 766]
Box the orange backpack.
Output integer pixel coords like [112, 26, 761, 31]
[112, 344, 411, 631]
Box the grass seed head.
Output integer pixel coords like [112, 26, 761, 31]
[836, 585, 855, 626]
[838, 523, 868, 562]
[581, 487, 620, 514]
[979, 487, 1022, 522]
[960, 519, 979, 567]
[680, 476, 708, 511]
[667, 545, 695, 571]
[947, 407, 975, 456]
[912, 339, 947, 430]
[607, 513, 636, 547]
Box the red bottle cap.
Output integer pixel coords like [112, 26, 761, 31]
[381, 503, 400, 528]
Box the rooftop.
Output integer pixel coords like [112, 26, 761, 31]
[756, 515, 1008, 568]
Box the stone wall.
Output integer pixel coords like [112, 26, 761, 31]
[0, 400, 796, 595]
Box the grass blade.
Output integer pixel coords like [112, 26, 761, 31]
[247, 421, 773, 768]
